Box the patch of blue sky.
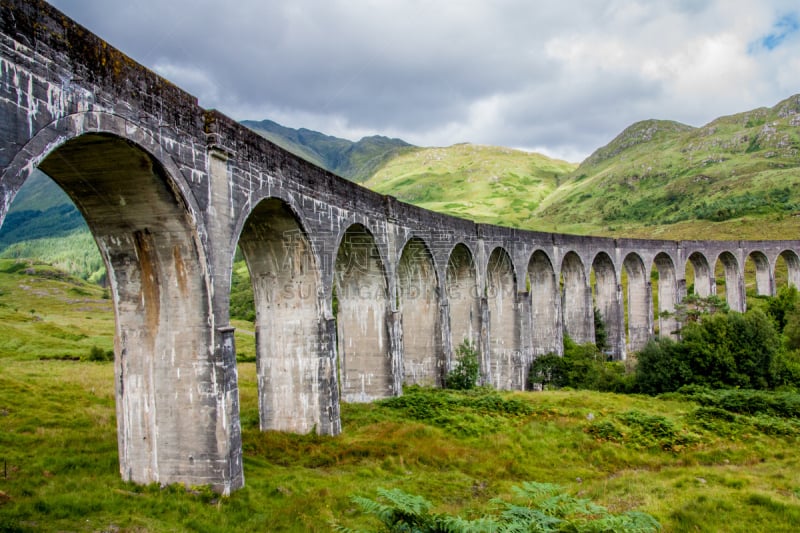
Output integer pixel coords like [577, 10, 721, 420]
[749, 12, 799, 53]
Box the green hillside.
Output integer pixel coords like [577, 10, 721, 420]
[534, 94, 800, 239]
[0, 171, 104, 282]
[363, 143, 577, 228]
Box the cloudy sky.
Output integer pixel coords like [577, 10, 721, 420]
[49, 0, 800, 162]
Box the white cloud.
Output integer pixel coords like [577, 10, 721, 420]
[48, 0, 800, 162]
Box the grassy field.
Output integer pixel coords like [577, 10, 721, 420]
[3, 359, 800, 531]
[2, 263, 800, 531]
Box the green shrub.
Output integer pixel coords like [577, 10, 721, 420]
[87, 345, 113, 362]
[528, 352, 566, 389]
[445, 340, 479, 390]
[635, 308, 784, 392]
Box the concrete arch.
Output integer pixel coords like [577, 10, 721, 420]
[653, 252, 679, 339]
[528, 249, 561, 356]
[398, 237, 442, 386]
[623, 252, 652, 353]
[561, 251, 593, 344]
[687, 251, 713, 297]
[446, 243, 480, 362]
[1, 112, 202, 235]
[486, 247, 523, 389]
[747, 250, 773, 296]
[777, 250, 800, 289]
[238, 197, 338, 435]
[6, 128, 243, 493]
[334, 223, 395, 402]
[592, 252, 623, 359]
[716, 251, 744, 312]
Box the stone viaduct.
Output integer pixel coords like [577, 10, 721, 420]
[2, 0, 799, 494]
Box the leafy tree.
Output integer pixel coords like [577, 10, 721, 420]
[635, 338, 690, 394]
[528, 352, 566, 389]
[593, 306, 608, 353]
[635, 308, 784, 393]
[783, 309, 800, 350]
[445, 340, 480, 390]
[767, 285, 799, 332]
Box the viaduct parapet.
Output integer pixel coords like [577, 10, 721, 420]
[2, 0, 799, 493]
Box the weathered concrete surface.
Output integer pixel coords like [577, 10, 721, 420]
[2, 0, 800, 493]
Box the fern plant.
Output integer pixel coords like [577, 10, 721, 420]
[333, 481, 661, 532]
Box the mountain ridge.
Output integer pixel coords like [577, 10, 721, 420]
[241, 119, 415, 182]
[3, 94, 800, 280]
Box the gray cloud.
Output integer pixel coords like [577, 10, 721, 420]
[49, 0, 800, 162]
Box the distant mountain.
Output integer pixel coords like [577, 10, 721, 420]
[532, 94, 800, 239]
[241, 119, 415, 182]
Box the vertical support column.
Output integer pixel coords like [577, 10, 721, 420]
[440, 298, 453, 372]
[318, 317, 341, 435]
[613, 282, 626, 360]
[214, 326, 244, 492]
[479, 296, 491, 385]
[518, 290, 533, 390]
[387, 310, 404, 396]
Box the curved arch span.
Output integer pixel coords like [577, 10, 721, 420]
[561, 251, 592, 345]
[747, 251, 772, 296]
[623, 252, 652, 353]
[237, 197, 336, 434]
[528, 250, 560, 355]
[486, 247, 523, 389]
[687, 252, 713, 297]
[592, 252, 623, 359]
[652, 252, 678, 339]
[446, 243, 480, 365]
[398, 237, 442, 386]
[777, 250, 800, 290]
[334, 224, 394, 402]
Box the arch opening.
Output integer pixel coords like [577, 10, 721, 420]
[237, 197, 330, 434]
[777, 250, 800, 290]
[687, 252, 712, 297]
[716, 251, 744, 312]
[528, 250, 560, 356]
[591, 252, 623, 359]
[652, 253, 678, 339]
[486, 247, 522, 389]
[398, 237, 441, 386]
[446, 244, 480, 366]
[561, 251, 592, 345]
[334, 224, 393, 402]
[623, 253, 651, 353]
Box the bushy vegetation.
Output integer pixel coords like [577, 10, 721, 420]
[637, 289, 800, 394]
[335, 482, 661, 532]
[528, 335, 631, 393]
[529, 289, 800, 397]
[444, 340, 480, 390]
